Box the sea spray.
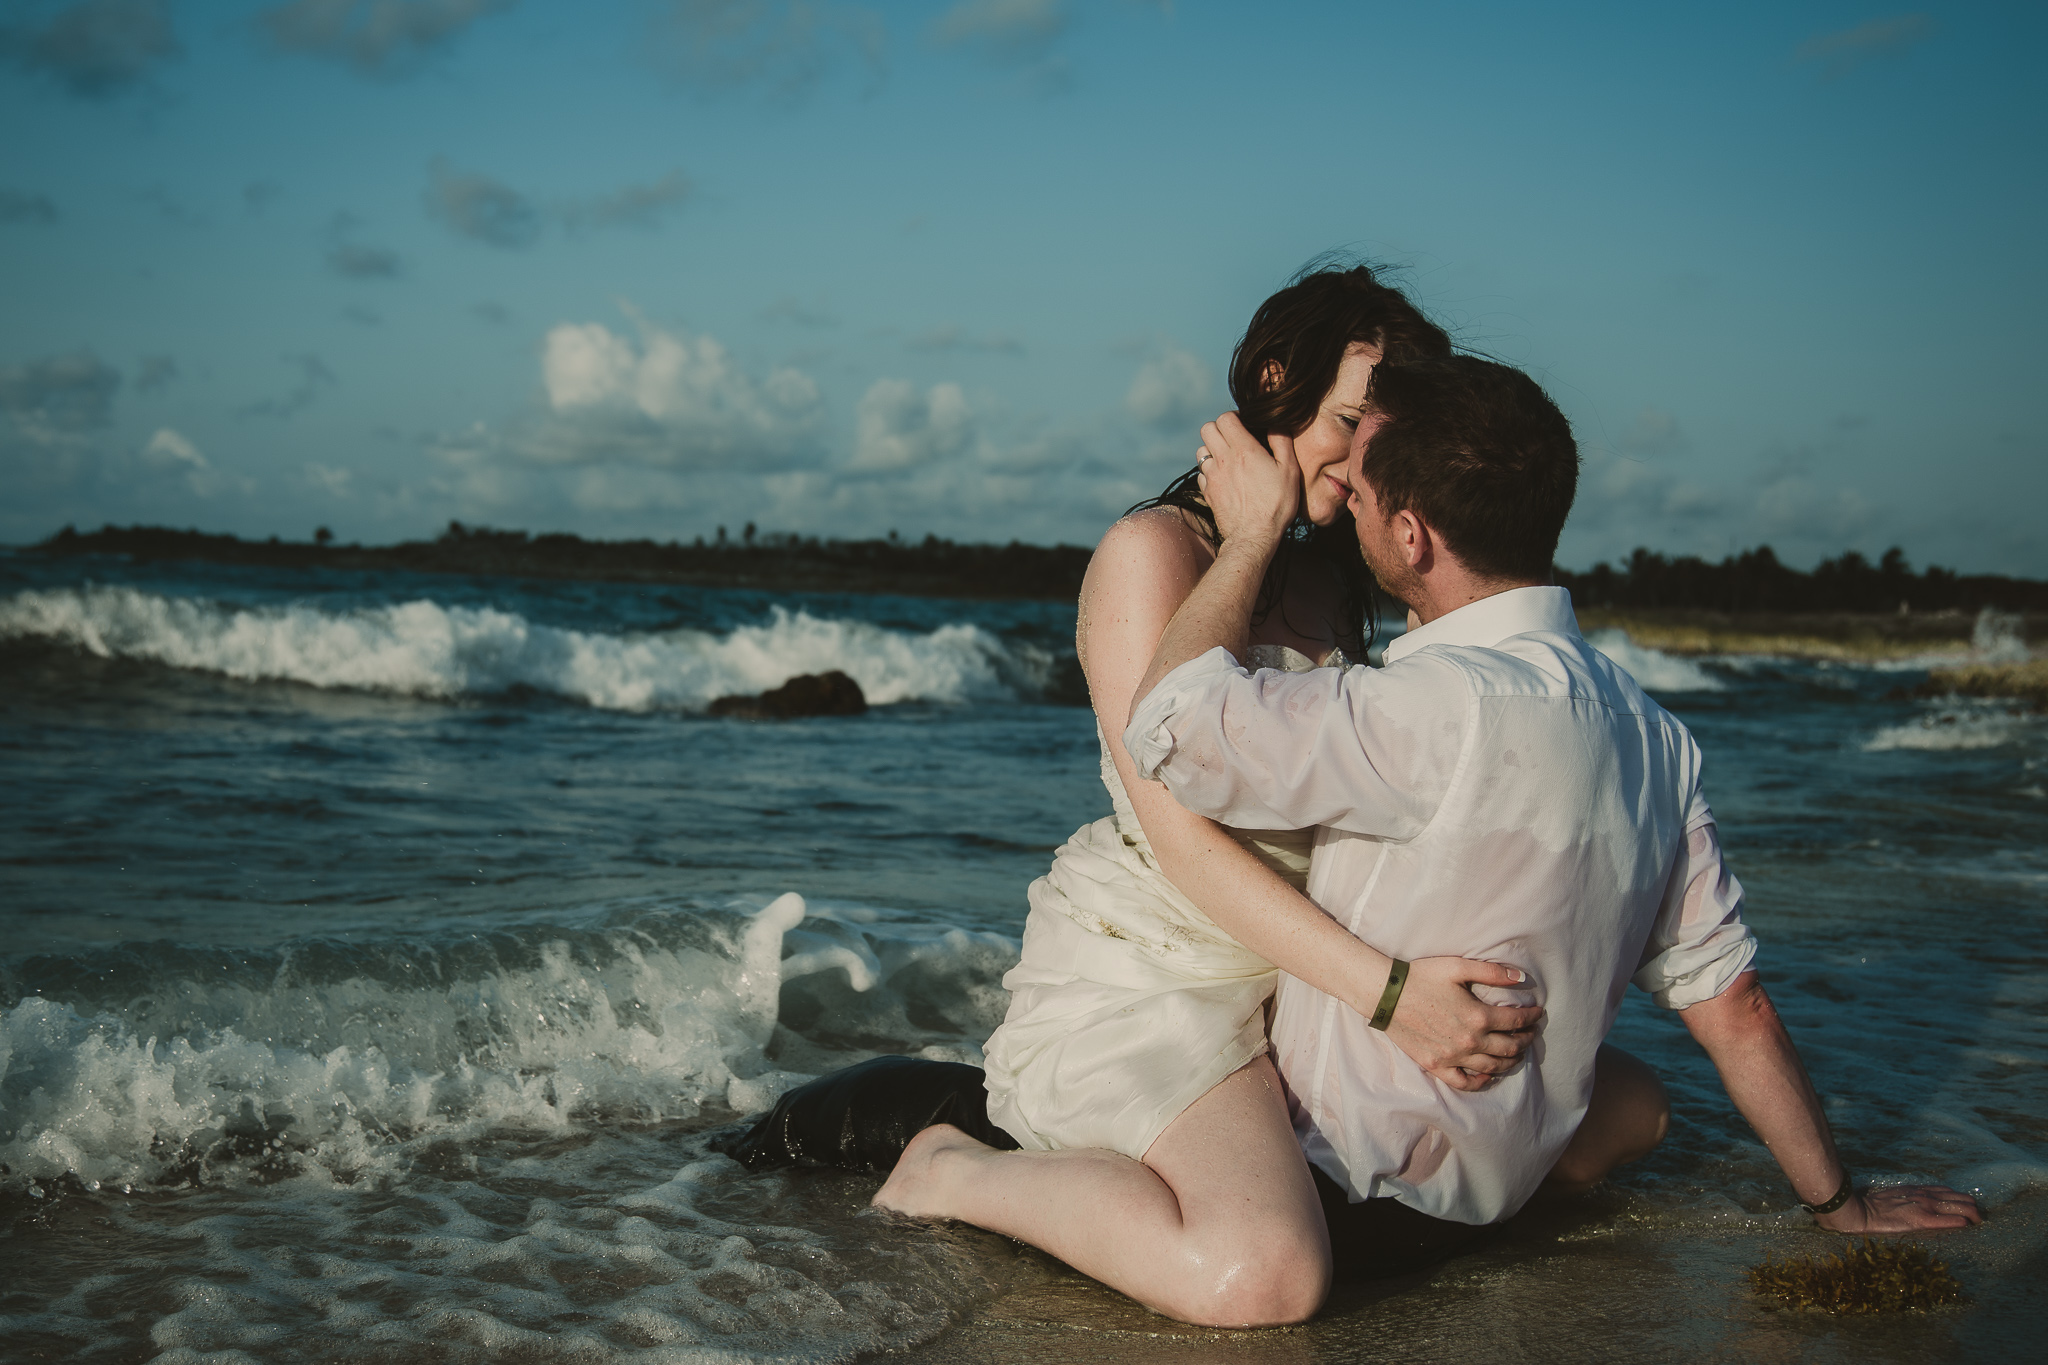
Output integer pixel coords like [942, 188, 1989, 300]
[1586, 628, 1726, 693]
[1971, 605, 2030, 664]
[1865, 701, 2040, 751]
[0, 585, 1058, 709]
[0, 898, 1019, 1194]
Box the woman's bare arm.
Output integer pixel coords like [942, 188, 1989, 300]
[1083, 510, 1536, 1088]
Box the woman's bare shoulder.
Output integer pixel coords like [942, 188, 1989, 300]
[1077, 508, 1213, 676]
[1088, 507, 1213, 590]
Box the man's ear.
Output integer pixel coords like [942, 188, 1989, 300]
[1393, 509, 1430, 568]
[1259, 360, 1283, 394]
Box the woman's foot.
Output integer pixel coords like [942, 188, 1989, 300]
[871, 1123, 986, 1218]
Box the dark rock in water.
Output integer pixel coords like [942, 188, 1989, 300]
[708, 670, 867, 719]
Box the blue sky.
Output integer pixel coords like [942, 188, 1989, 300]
[2, 1, 2042, 574]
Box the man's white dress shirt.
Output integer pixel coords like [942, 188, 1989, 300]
[1124, 587, 1756, 1225]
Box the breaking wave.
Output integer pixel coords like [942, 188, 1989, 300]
[1865, 703, 2042, 752]
[1586, 628, 1726, 694]
[0, 896, 1026, 1361]
[0, 895, 1018, 1194]
[0, 585, 1058, 710]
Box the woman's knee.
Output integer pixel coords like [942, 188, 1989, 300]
[1169, 1226, 1330, 1327]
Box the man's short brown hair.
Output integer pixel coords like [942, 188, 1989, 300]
[1359, 356, 1579, 583]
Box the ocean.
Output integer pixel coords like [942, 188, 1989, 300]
[1, 551, 2043, 1363]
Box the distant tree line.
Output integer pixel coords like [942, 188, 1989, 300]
[33, 523, 1095, 601]
[28, 524, 2048, 613]
[1556, 546, 2048, 614]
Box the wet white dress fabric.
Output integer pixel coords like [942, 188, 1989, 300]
[980, 645, 1335, 1160]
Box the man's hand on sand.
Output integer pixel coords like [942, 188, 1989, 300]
[1195, 413, 1299, 549]
[1815, 1183, 1983, 1234]
[1388, 957, 1542, 1093]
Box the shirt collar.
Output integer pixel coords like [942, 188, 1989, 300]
[1382, 585, 1581, 665]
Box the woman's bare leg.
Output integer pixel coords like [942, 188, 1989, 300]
[1545, 1044, 1671, 1191]
[871, 1056, 1330, 1327]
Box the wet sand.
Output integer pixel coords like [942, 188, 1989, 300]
[902, 1192, 2046, 1364]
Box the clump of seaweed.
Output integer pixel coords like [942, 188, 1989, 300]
[1747, 1240, 1965, 1314]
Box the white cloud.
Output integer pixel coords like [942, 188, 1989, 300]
[540, 315, 819, 464]
[850, 378, 977, 473]
[304, 461, 354, 495]
[1123, 344, 1212, 431]
[542, 323, 637, 410]
[386, 315, 1239, 547]
[137, 426, 244, 497]
[140, 426, 206, 470]
[513, 314, 824, 469]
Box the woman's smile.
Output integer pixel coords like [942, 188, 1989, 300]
[1292, 341, 1382, 526]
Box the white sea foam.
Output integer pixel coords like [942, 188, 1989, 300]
[0, 896, 1019, 1193]
[1972, 605, 2031, 664]
[0, 897, 1027, 1360]
[0, 585, 1046, 709]
[1865, 704, 2041, 752]
[1586, 628, 1725, 693]
[1855, 605, 2037, 673]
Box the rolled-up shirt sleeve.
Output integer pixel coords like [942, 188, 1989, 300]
[1122, 646, 1462, 838]
[1634, 811, 1759, 1009]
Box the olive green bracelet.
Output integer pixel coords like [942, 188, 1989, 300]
[1368, 959, 1410, 1031]
[1800, 1171, 1855, 1216]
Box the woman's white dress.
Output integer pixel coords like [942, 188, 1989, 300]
[981, 644, 1339, 1160]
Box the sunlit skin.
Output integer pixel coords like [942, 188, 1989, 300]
[1244, 342, 1381, 528]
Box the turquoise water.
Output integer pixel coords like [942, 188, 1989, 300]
[1, 552, 2042, 1362]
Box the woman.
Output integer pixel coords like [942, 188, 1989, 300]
[870, 265, 1547, 1326]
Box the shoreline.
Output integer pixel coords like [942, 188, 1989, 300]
[1917, 659, 2048, 709]
[1578, 607, 2041, 662]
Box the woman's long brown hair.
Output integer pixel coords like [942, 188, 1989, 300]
[1128, 260, 1453, 661]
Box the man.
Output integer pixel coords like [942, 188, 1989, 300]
[721, 354, 1979, 1292]
[1124, 353, 1980, 1237]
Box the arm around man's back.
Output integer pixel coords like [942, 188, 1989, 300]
[1125, 651, 1461, 838]
[1681, 970, 1981, 1233]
